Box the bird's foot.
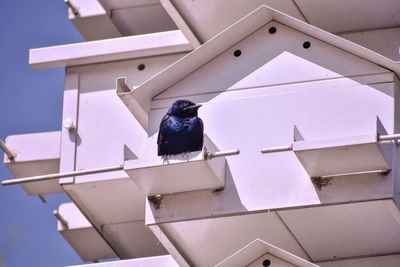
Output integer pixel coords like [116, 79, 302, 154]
[161, 155, 170, 165]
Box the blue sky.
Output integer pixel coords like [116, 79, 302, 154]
[0, 1, 85, 266]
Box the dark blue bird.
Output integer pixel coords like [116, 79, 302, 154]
[158, 99, 204, 157]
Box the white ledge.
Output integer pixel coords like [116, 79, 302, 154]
[124, 135, 237, 196]
[29, 30, 193, 69]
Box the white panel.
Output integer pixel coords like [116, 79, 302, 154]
[69, 255, 178, 267]
[61, 228, 117, 261]
[155, 22, 390, 100]
[60, 73, 79, 185]
[166, 0, 305, 42]
[147, 83, 394, 221]
[293, 134, 390, 177]
[216, 239, 318, 267]
[318, 254, 400, 267]
[161, 212, 310, 267]
[71, 15, 122, 42]
[111, 5, 177, 36]
[248, 255, 297, 267]
[64, 177, 144, 226]
[58, 203, 117, 261]
[102, 221, 168, 259]
[30, 32, 190, 70]
[278, 200, 400, 261]
[102, 0, 159, 9]
[4, 131, 62, 195]
[339, 27, 400, 61]
[69, 0, 107, 17]
[296, 0, 400, 33]
[125, 135, 225, 196]
[75, 54, 184, 172]
[58, 203, 91, 229]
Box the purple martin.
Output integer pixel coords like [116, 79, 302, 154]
[157, 100, 204, 157]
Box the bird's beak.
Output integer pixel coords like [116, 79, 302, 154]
[184, 104, 202, 110]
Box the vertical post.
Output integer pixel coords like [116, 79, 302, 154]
[60, 73, 80, 185]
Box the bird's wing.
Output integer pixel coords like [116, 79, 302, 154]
[157, 114, 170, 145]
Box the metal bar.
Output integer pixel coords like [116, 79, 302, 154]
[0, 139, 16, 160]
[205, 149, 240, 160]
[53, 210, 69, 229]
[261, 145, 293, 154]
[2, 165, 123, 186]
[64, 0, 80, 16]
[38, 195, 47, 203]
[378, 134, 400, 142]
[315, 169, 389, 179]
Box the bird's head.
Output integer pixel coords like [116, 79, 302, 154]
[169, 99, 202, 117]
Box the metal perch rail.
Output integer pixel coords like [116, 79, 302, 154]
[2, 148, 240, 186]
[261, 133, 400, 154]
[2, 165, 124, 186]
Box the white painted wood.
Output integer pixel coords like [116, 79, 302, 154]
[294, 135, 390, 178]
[216, 239, 318, 267]
[4, 131, 62, 195]
[278, 200, 400, 261]
[60, 73, 79, 185]
[69, 255, 178, 267]
[160, 0, 201, 48]
[295, 0, 400, 33]
[148, 224, 190, 267]
[63, 176, 145, 227]
[102, 0, 160, 9]
[73, 54, 185, 172]
[317, 254, 400, 267]
[110, 4, 177, 36]
[101, 220, 167, 259]
[146, 82, 394, 219]
[57, 203, 117, 261]
[163, 0, 305, 43]
[123, 6, 399, 125]
[68, 0, 122, 40]
[159, 212, 311, 267]
[339, 27, 400, 61]
[247, 254, 300, 267]
[124, 135, 226, 196]
[293, 117, 392, 177]
[30, 31, 191, 69]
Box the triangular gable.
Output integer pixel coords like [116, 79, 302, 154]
[215, 238, 319, 267]
[117, 5, 400, 131]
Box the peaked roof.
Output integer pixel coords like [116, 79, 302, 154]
[215, 238, 319, 267]
[117, 5, 400, 131]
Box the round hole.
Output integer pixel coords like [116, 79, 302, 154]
[234, 49, 242, 57]
[138, 64, 145, 71]
[303, 41, 311, 49]
[268, 27, 277, 34]
[262, 259, 271, 266]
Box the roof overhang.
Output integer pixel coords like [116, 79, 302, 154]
[117, 5, 400, 132]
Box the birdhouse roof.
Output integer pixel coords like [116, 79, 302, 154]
[118, 5, 400, 131]
[215, 238, 319, 267]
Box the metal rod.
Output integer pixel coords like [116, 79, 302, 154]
[2, 165, 123, 186]
[38, 195, 47, 203]
[53, 210, 69, 229]
[379, 134, 400, 142]
[206, 149, 240, 159]
[0, 139, 16, 160]
[261, 145, 293, 154]
[64, 0, 80, 16]
[316, 169, 389, 179]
